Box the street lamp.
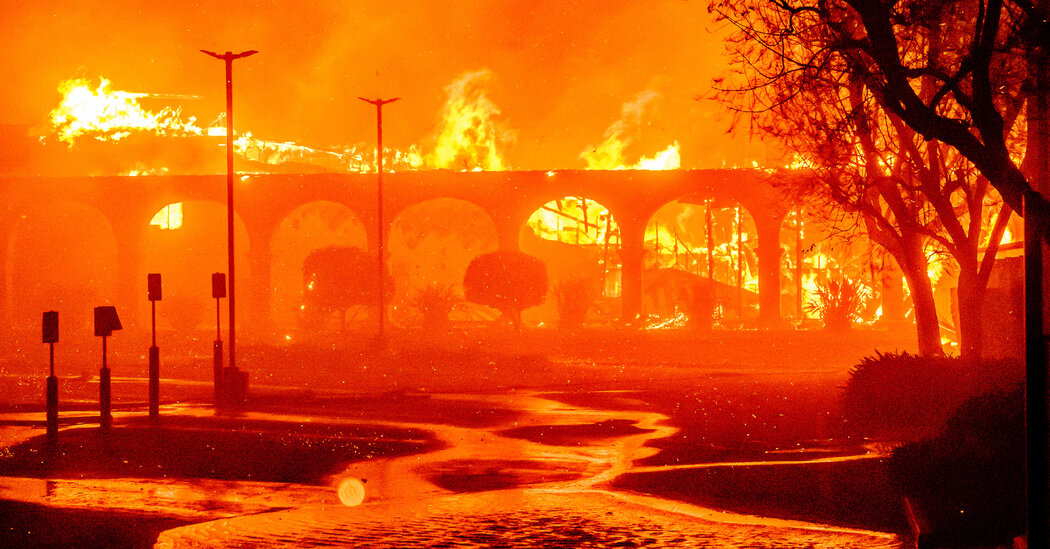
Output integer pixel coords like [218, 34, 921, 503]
[201, 49, 257, 377]
[358, 96, 399, 349]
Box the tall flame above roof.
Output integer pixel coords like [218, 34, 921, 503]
[49, 78, 204, 146]
[425, 69, 512, 171]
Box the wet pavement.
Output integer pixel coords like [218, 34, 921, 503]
[155, 490, 901, 548]
[1, 381, 903, 548]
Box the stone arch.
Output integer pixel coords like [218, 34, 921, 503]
[5, 201, 119, 348]
[387, 198, 499, 327]
[520, 195, 623, 327]
[142, 200, 251, 342]
[270, 200, 367, 339]
[643, 197, 762, 327]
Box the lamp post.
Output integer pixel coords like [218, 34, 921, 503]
[201, 49, 257, 375]
[358, 96, 399, 349]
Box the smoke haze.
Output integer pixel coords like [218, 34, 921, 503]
[1, 0, 779, 170]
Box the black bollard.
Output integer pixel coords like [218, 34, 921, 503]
[46, 375, 58, 444]
[213, 339, 223, 405]
[147, 274, 162, 423]
[43, 311, 59, 443]
[100, 349, 111, 431]
[148, 345, 160, 421]
[94, 306, 121, 432]
[212, 273, 227, 407]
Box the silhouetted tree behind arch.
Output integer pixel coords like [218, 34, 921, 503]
[463, 251, 548, 330]
[302, 246, 392, 333]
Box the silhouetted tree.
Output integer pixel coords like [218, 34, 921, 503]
[463, 251, 547, 330]
[712, 0, 1022, 356]
[710, 0, 1050, 236]
[302, 246, 392, 333]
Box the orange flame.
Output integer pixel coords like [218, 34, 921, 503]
[581, 91, 680, 170]
[425, 69, 511, 171]
[528, 197, 616, 245]
[149, 203, 184, 230]
[49, 77, 203, 146]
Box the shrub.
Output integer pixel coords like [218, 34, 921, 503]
[681, 279, 715, 330]
[409, 283, 458, 332]
[554, 278, 598, 330]
[161, 295, 210, 335]
[805, 277, 868, 331]
[302, 246, 392, 332]
[888, 385, 1025, 546]
[463, 251, 547, 330]
[842, 351, 1022, 440]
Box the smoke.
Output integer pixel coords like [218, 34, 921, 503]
[583, 90, 657, 167]
[1, 1, 779, 171]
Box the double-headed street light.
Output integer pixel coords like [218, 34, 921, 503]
[358, 96, 399, 349]
[201, 49, 257, 381]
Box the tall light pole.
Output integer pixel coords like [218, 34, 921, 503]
[201, 49, 257, 377]
[358, 97, 399, 349]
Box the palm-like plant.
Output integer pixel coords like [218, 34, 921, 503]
[410, 283, 458, 332]
[805, 277, 869, 331]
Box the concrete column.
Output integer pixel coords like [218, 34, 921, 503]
[493, 213, 522, 252]
[619, 220, 645, 326]
[0, 214, 16, 330]
[756, 241, 783, 327]
[752, 214, 784, 328]
[246, 230, 274, 343]
[113, 222, 146, 332]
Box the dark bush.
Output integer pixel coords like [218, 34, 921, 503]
[842, 351, 1022, 439]
[805, 277, 868, 331]
[301, 246, 393, 333]
[463, 251, 547, 330]
[410, 282, 458, 332]
[888, 385, 1025, 546]
[555, 278, 598, 330]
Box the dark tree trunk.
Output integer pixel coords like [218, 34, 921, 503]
[956, 268, 985, 360]
[899, 242, 944, 356]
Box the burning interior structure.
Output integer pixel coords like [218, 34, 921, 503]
[0, 75, 1025, 354]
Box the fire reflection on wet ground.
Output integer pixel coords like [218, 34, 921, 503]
[0, 381, 903, 548]
[156, 490, 899, 549]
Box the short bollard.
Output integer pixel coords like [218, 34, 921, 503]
[213, 340, 223, 404]
[212, 273, 226, 406]
[148, 345, 160, 421]
[147, 273, 162, 423]
[99, 359, 111, 431]
[43, 311, 59, 444]
[94, 306, 122, 432]
[46, 374, 58, 444]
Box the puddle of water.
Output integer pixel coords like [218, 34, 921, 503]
[1, 391, 903, 548]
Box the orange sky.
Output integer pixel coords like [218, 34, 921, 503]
[0, 0, 780, 170]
